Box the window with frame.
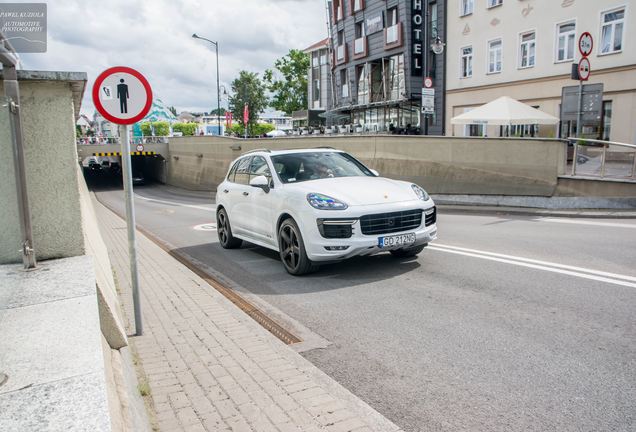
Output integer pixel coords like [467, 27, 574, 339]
[601, 100, 612, 140]
[357, 64, 368, 104]
[461, 0, 474, 16]
[387, 7, 398, 26]
[313, 79, 320, 101]
[340, 69, 349, 98]
[600, 8, 624, 54]
[519, 31, 536, 68]
[312, 52, 319, 68]
[461, 46, 473, 78]
[488, 39, 502, 73]
[227, 160, 240, 181]
[430, 3, 438, 38]
[353, 0, 364, 13]
[556, 21, 576, 62]
[488, 0, 502, 8]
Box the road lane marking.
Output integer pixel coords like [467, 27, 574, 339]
[538, 218, 636, 229]
[429, 244, 636, 288]
[134, 193, 215, 212]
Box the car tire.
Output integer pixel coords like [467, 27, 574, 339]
[389, 244, 427, 258]
[278, 218, 317, 276]
[217, 208, 242, 249]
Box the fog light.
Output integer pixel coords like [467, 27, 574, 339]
[324, 246, 350, 251]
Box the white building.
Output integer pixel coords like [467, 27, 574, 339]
[445, 0, 635, 143]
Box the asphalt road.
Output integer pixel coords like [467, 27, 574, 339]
[90, 176, 636, 432]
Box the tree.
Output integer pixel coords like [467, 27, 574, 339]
[210, 107, 227, 116]
[168, 106, 177, 116]
[228, 71, 268, 135]
[140, 121, 170, 136]
[228, 122, 274, 137]
[264, 49, 309, 115]
[172, 122, 198, 136]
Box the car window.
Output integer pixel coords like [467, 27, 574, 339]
[227, 160, 240, 182]
[233, 156, 252, 185]
[270, 152, 373, 184]
[249, 156, 272, 180]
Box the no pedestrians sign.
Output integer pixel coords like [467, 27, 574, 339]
[92, 66, 153, 125]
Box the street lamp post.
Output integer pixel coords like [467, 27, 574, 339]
[192, 33, 221, 134]
[422, 5, 445, 135]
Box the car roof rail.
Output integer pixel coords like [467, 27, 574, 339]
[242, 148, 271, 155]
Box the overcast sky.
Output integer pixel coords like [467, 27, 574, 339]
[15, 0, 327, 116]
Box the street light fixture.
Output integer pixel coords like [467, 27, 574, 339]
[192, 33, 221, 132]
[431, 36, 445, 55]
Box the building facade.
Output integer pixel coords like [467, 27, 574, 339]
[306, 38, 333, 112]
[327, 0, 447, 134]
[445, 0, 636, 143]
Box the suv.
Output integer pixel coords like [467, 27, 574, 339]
[216, 148, 437, 275]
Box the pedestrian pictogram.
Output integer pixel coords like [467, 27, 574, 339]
[92, 66, 153, 125]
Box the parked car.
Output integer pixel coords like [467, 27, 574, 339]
[215, 148, 437, 275]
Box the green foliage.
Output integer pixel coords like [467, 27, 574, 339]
[168, 106, 177, 116]
[264, 49, 309, 115]
[210, 107, 227, 116]
[140, 121, 170, 136]
[172, 122, 198, 136]
[76, 125, 82, 138]
[228, 122, 275, 137]
[228, 70, 268, 133]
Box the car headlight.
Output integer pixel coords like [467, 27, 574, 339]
[306, 193, 348, 210]
[411, 184, 430, 201]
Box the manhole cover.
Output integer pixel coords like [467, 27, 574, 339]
[193, 223, 217, 231]
[0, 373, 8, 388]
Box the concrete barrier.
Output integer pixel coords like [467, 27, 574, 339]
[166, 135, 566, 196]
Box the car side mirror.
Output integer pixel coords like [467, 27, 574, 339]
[249, 175, 270, 193]
[370, 169, 380, 177]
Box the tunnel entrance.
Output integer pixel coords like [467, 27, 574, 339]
[81, 152, 167, 190]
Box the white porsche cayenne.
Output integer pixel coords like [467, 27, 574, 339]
[216, 148, 437, 275]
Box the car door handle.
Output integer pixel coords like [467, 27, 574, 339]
[223, 189, 229, 193]
[242, 191, 249, 196]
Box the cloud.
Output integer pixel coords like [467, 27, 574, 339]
[15, 0, 327, 115]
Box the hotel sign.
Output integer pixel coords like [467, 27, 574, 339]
[411, 0, 424, 76]
[366, 12, 383, 35]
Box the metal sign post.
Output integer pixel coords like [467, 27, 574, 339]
[92, 66, 153, 337]
[119, 124, 143, 336]
[576, 32, 593, 138]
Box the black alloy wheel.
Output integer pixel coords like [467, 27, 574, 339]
[217, 208, 242, 249]
[278, 219, 316, 275]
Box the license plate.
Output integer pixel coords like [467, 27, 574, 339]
[378, 233, 416, 248]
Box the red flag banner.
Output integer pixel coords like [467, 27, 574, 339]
[243, 104, 249, 125]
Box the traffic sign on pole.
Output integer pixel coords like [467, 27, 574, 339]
[424, 77, 433, 88]
[422, 88, 435, 114]
[578, 31, 593, 57]
[578, 57, 591, 81]
[92, 66, 152, 336]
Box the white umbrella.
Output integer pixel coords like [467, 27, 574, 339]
[266, 129, 287, 137]
[451, 96, 559, 126]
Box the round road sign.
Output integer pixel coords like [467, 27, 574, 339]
[424, 77, 433, 88]
[92, 66, 153, 125]
[578, 57, 591, 81]
[136, 144, 144, 152]
[578, 32, 593, 57]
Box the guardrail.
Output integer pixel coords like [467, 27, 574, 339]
[567, 137, 636, 180]
[77, 136, 169, 145]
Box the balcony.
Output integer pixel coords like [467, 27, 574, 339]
[384, 22, 403, 49]
[336, 43, 348, 65]
[353, 36, 367, 59]
[342, 83, 349, 98]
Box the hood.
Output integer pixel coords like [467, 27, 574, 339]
[289, 176, 419, 206]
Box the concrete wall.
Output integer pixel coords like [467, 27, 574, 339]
[166, 135, 566, 196]
[0, 73, 86, 264]
[0, 97, 21, 263]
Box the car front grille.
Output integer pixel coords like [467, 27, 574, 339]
[360, 209, 423, 235]
[424, 206, 436, 226]
[317, 219, 354, 239]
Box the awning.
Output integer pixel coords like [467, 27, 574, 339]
[451, 96, 559, 126]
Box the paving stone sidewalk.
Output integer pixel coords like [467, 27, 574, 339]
[94, 198, 403, 432]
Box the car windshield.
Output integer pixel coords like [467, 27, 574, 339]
[271, 151, 374, 183]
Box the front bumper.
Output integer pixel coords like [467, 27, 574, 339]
[302, 201, 437, 262]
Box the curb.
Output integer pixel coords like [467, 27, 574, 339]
[437, 204, 636, 219]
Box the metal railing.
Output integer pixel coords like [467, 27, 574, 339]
[566, 137, 636, 180]
[76, 136, 169, 145]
